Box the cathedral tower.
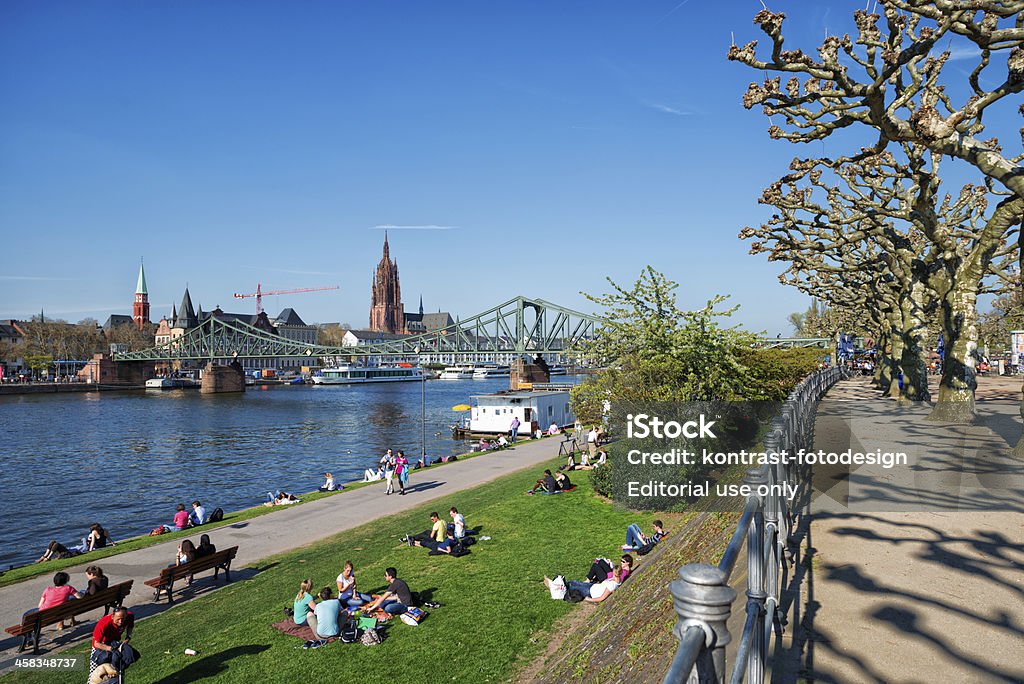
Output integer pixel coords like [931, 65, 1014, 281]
[369, 233, 405, 333]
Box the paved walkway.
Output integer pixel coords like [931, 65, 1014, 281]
[0, 436, 564, 668]
[776, 376, 1024, 683]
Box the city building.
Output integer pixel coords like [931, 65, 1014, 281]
[0, 319, 26, 378]
[132, 260, 150, 330]
[368, 234, 455, 335]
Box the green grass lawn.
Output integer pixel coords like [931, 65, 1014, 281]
[0, 443, 522, 589]
[10, 457, 648, 684]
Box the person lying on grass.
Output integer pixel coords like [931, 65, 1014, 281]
[586, 554, 633, 584]
[543, 566, 622, 603]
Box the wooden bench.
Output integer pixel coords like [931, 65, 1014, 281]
[144, 546, 238, 604]
[4, 580, 133, 654]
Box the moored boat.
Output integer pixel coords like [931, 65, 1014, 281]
[439, 364, 474, 379]
[472, 363, 510, 378]
[312, 364, 424, 385]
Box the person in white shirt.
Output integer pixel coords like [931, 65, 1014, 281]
[189, 501, 206, 526]
[587, 427, 599, 459]
[318, 473, 335, 492]
[449, 507, 466, 540]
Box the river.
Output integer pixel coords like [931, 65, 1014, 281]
[0, 376, 575, 568]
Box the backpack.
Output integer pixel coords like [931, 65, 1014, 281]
[360, 628, 382, 646]
[149, 526, 166, 536]
[208, 508, 224, 523]
[565, 588, 586, 603]
[636, 542, 656, 556]
[340, 624, 361, 644]
[450, 542, 471, 557]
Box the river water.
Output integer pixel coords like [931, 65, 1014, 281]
[0, 377, 571, 568]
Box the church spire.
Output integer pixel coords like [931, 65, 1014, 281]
[383, 231, 390, 261]
[419, 295, 424, 316]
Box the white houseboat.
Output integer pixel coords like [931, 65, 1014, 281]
[452, 387, 575, 437]
[312, 364, 424, 385]
[472, 363, 510, 378]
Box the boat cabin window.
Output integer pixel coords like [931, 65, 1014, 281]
[523, 409, 531, 421]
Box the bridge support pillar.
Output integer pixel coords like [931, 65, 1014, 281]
[200, 362, 245, 394]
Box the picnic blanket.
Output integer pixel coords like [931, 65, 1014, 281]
[271, 619, 320, 641]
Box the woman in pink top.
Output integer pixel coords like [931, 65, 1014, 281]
[395, 452, 409, 496]
[26, 571, 78, 630]
[173, 504, 189, 530]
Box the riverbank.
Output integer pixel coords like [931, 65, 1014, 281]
[0, 435, 583, 675]
[0, 383, 144, 395]
[4, 445, 663, 683]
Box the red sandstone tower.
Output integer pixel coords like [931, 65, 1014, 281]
[132, 260, 150, 330]
[369, 233, 405, 333]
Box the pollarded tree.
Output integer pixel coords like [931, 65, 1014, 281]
[731, 3, 1024, 421]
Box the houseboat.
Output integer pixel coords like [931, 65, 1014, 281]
[451, 387, 575, 437]
[312, 364, 424, 385]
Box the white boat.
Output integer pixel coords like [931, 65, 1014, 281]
[472, 363, 510, 378]
[145, 378, 174, 389]
[440, 364, 474, 379]
[548, 365, 567, 376]
[312, 364, 424, 385]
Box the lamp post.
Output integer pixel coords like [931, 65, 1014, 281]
[415, 346, 425, 464]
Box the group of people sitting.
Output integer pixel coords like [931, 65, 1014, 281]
[169, 534, 217, 569]
[290, 564, 426, 640]
[265, 491, 301, 507]
[562, 449, 607, 472]
[477, 435, 510, 451]
[36, 524, 114, 563]
[23, 566, 110, 631]
[401, 508, 471, 556]
[527, 469, 573, 495]
[154, 501, 216, 531]
[542, 519, 668, 605]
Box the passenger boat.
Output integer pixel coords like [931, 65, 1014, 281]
[145, 378, 174, 389]
[548, 365, 567, 376]
[472, 363, 510, 378]
[312, 364, 425, 384]
[439, 364, 474, 379]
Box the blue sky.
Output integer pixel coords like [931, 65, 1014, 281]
[0, 2, 1012, 334]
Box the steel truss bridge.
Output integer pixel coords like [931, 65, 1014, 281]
[114, 295, 832, 363]
[115, 296, 603, 362]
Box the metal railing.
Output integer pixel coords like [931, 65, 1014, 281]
[663, 366, 843, 684]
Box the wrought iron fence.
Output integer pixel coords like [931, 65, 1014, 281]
[663, 366, 843, 684]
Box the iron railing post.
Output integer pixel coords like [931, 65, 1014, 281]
[743, 468, 768, 683]
[665, 564, 737, 683]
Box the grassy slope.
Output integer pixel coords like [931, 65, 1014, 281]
[10, 457, 657, 684]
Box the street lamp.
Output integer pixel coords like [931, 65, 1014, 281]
[415, 346, 425, 465]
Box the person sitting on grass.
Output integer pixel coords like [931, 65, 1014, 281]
[576, 450, 607, 470]
[173, 504, 190, 530]
[527, 470, 558, 495]
[477, 438, 492, 451]
[292, 579, 317, 627]
[496, 435, 510, 448]
[623, 520, 667, 552]
[305, 587, 342, 639]
[449, 507, 466, 540]
[362, 567, 414, 616]
[404, 512, 447, 550]
[428, 529, 460, 555]
[24, 571, 78, 630]
[554, 471, 572, 490]
[336, 561, 372, 607]
[543, 566, 622, 604]
[318, 472, 336, 492]
[189, 501, 206, 526]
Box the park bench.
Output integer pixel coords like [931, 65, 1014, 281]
[144, 546, 238, 604]
[5, 579, 133, 654]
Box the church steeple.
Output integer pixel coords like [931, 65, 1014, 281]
[132, 259, 151, 330]
[419, 295, 423, 316]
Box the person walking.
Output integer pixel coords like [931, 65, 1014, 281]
[510, 416, 521, 443]
[395, 450, 409, 495]
[384, 451, 397, 495]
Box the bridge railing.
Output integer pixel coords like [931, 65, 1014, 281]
[662, 365, 843, 684]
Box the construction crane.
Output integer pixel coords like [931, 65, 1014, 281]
[233, 283, 340, 315]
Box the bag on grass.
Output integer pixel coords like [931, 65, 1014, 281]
[565, 588, 586, 603]
[360, 628, 382, 646]
[208, 508, 224, 523]
[149, 526, 166, 536]
[636, 542, 656, 556]
[340, 624, 361, 643]
[400, 607, 426, 626]
[548, 575, 567, 600]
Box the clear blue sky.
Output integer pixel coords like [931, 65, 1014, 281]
[0, 1, 1006, 334]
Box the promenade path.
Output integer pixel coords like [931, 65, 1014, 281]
[776, 376, 1024, 683]
[0, 435, 565, 670]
